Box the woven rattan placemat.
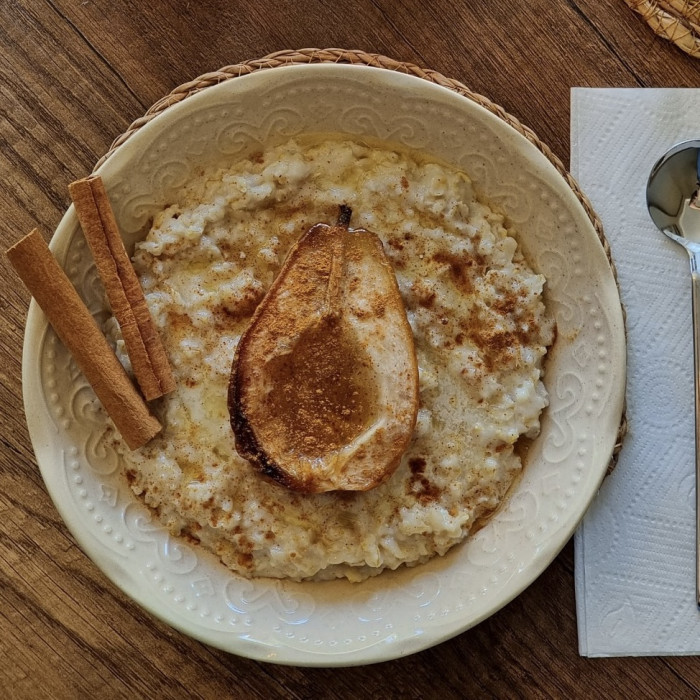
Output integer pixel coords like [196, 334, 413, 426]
[624, 0, 700, 58]
[96, 48, 627, 470]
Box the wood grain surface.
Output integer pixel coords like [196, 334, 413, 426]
[2, 0, 700, 697]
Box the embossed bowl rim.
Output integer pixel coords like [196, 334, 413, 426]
[22, 60, 626, 666]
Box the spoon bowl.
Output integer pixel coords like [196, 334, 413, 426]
[648, 140, 700, 246]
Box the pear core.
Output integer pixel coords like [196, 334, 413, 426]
[264, 316, 379, 458]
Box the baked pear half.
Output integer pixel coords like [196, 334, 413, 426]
[228, 206, 419, 493]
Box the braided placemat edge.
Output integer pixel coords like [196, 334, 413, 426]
[623, 0, 700, 58]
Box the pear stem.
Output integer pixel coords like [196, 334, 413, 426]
[337, 205, 352, 228]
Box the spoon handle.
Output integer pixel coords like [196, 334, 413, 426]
[689, 251, 700, 607]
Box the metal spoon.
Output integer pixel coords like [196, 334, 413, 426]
[647, 139, 700, 607]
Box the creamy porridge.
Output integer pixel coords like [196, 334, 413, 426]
[108, 137, 554, 582]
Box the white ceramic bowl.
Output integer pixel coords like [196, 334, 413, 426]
[23, 64, 626, 666]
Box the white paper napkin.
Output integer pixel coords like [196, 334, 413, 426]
[572, 88, 700, 657]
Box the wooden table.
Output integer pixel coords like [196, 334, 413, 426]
[2, 0, 700, 696]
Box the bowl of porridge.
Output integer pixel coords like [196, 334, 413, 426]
[22, 63, 625, 664]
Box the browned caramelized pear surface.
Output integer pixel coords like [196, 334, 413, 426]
[228, 206, 419, 493]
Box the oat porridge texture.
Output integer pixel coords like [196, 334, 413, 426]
[108, 137, 554, 582]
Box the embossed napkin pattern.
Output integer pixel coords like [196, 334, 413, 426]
[572, 88, 700, 657]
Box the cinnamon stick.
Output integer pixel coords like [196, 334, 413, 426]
[6, 230, 161, 450]
[68, 176, 175, 400]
